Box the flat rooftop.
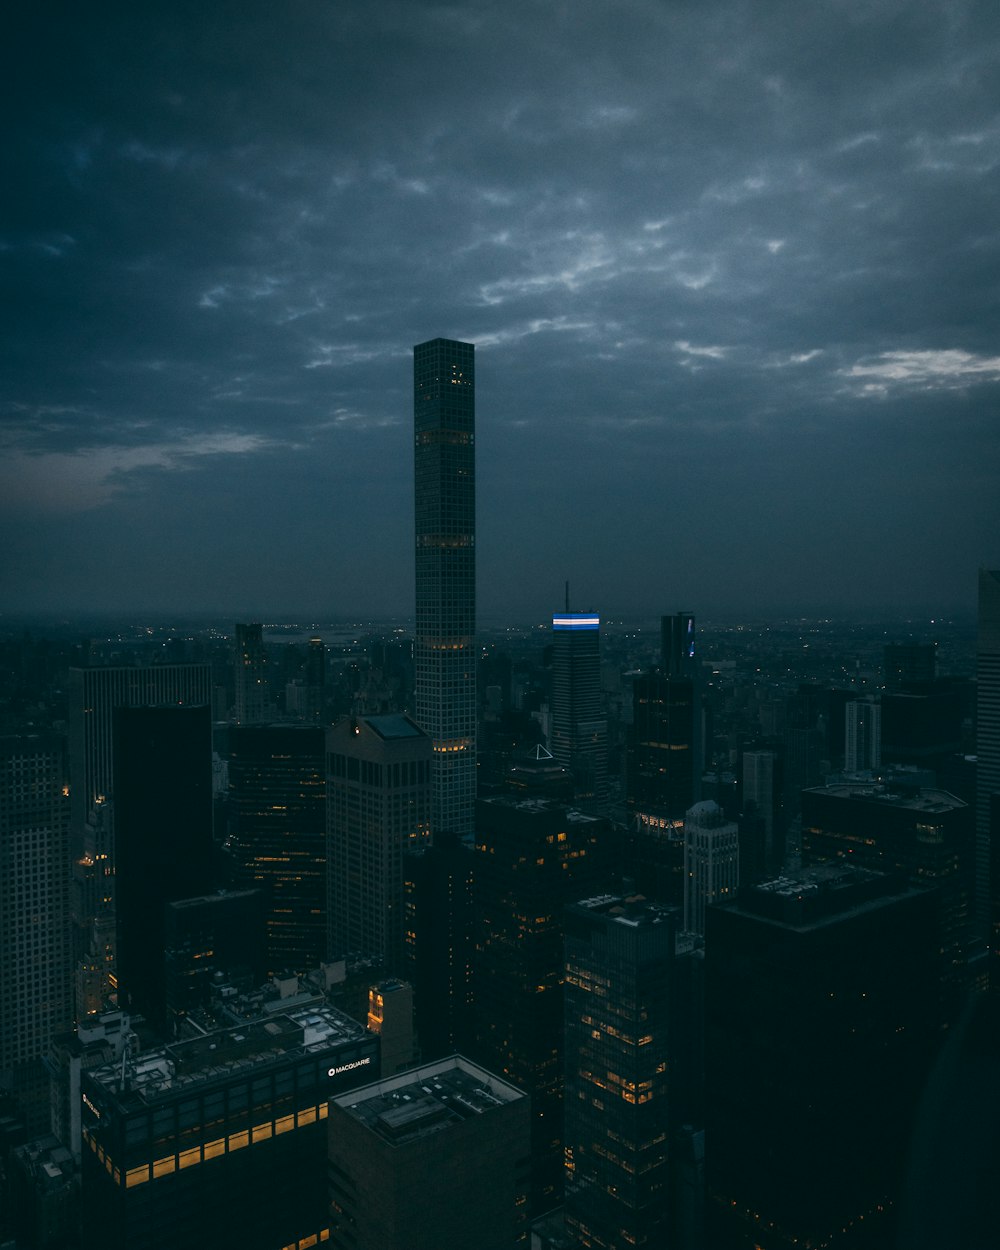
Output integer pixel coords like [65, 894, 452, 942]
[365, 713, 425, 739]
[804, 782, 967, 813]
[86, 1003, 367, 1106]
[332, 1055, 524, 1147]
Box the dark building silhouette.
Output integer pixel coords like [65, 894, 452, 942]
[884, 641, 937, 691]
[563, 896, 677, 1250]
[327, 1056, 530, 1250]
[801, 780, 974, 1014]
[163, 889, 267, 1029]
[403, 829, 474, 1059]
[661, 612, 696, 679]
[471, 795, 614, 1212]
[551, 613, 608, 810]
[413, 337, 477, 838]
[113, 705, 214, 1025]
[326, 713, 431, 973]
[0, 734, 72, 1135]
[705, 866, 943, 1249]
[233, 622, 270, 724]
[227, 725, 326, 974]
[67, 663, 211, 1013]
[627, 669, 697, 905]
[881, 679, 968, 773]
[81, 1003, 376, 1250]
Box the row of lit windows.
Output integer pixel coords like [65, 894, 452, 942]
[85, 1102, 329, 1189]
[279, 1231, 330, 1250]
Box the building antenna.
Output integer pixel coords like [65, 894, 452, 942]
[565, 581, 570, 614]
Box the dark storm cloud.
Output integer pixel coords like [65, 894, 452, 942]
[3, 0, 999, 617]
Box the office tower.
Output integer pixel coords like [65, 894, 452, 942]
[234, 622, 270, 724]
[472, 795, 613, 1211]
[885, 641, 937, 691]
[67, 662, 212, 1012]
[844, 697, 881, 772]
[563, 896, 677, 1250]
[403, 829, 475, 1059]
[81, 1003, 377, 1250]
[627, 669, 697, 905]
[163, 889, 267, 1028]
[881, 679, 968, 772]
[327, 714, 432, 973]
[551, 613, 608, 808]
[68, 663, 212, 836]
[0, 734, 72, 1134]
[327, 1055, 530, 1250]
[801, 780, 973, 1013]
[413, 337, 476, 837]
[661, 612, 696, 678]
[683, 800, 739, 937]
[305, 635, 327, 718]
[741, 748, 783, 870]
[366, 979, 415, 1075]
[113, 705, 214, 1024]
[705, 867, 942, 1250]
[228, 725, 326, 974]
[977, 569, 1000, 960]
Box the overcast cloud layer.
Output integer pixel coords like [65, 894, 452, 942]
[4, 0, 999, 621]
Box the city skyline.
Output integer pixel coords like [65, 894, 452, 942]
[5, 2, 1000, 620]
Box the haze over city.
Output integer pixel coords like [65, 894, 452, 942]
[5, 1, 1000, 619]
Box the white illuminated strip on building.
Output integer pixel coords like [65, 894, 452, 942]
[552, 616, 600, 630]
[328, 1057, 372, 1078]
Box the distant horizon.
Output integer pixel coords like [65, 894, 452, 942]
[0, 601, 978, 637]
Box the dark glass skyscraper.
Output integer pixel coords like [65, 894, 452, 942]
[413, 338, 476, 838]
[113, 705, 214, 1023]
[326, 713, 431, 973]
[551, 613, 607, 808]
[227, 725, 326, 974]
[563, 896, 677, 1250]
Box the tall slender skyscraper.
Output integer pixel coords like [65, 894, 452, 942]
[977, 568, 1000, 967]
[414, 338, 476, 837]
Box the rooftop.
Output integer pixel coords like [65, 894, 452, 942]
[804, 782, 967, 814]
[332, 1055, 524, 1147]
[365, 713, 425, 740]
[86, 1002, 366, 1107]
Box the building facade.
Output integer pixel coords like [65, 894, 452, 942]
[844, 698, 881, 773]
[551, 614, 608, 809]
[67, 663, 212, 1013]
[326, 714, 431, 973]
[563, 896, 677, 1250]
[471, 796, 613, 1211]
[113, 704, 214, 1024]
[81, 1004, 377, 1250]
[0, 734, 72, 1133]
[227, 725, 327, 974]
[682, 800, 739, 938]
[705, 867, 942, 1249]
[234, 623, 270, 725]
[327, 1055, 530, 1250]
[413, 337, 476, 838]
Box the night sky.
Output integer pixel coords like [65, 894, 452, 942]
[5, 1, 999, 621]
